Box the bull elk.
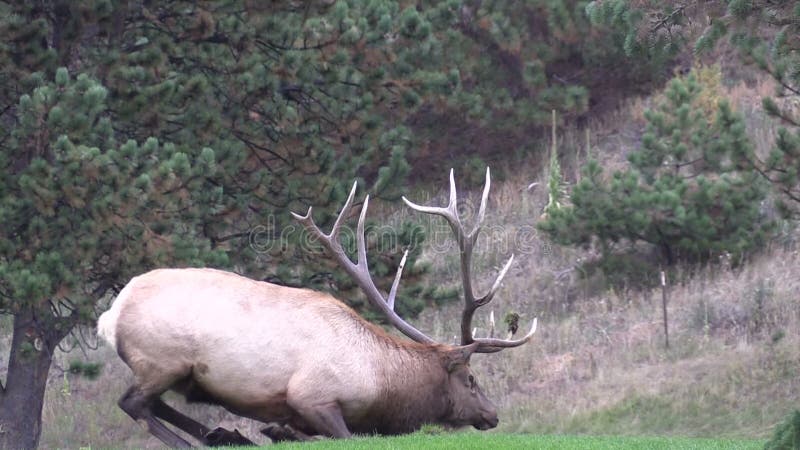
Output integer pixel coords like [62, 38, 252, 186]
[97, 168, 536, 447]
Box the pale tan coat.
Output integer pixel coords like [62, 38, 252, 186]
[97, 268, 489, 435]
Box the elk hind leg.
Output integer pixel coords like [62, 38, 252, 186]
[152, 397, 256, 446]
[118, 386, 192, 448]
[204, 427, 255, 446]
[172, 376, 256, 445]
[151, 398, 210, 440]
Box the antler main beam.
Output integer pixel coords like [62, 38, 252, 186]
[291, 182, 434, 344]
[403, 168, 537, 353]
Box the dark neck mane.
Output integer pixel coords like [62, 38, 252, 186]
[361, 343, 453, 434]
[333, 297, 456, 434]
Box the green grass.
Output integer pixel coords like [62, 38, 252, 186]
[228, 433, 764, 450]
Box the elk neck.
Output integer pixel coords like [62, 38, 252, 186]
[353, 321, 457, 434]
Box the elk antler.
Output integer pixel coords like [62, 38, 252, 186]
[403, 168, 537, 353]
[291, 183, 435, 344]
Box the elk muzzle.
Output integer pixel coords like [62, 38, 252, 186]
[473, 405, 499, 430]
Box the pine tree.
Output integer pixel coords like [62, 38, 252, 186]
[718, 0, 800, 216]
[592, 0, 800, 215]
[0, 2, 458, 447]
[539, 72, 772, 266]
[371, 0, 674, 175]
[0, 68, 230, 449]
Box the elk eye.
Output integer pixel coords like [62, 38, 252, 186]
[468, 375, 475, 387]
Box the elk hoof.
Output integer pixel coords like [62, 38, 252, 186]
[260, 423, 296, 442]
[203, 427, 254, 446]
[260, 423, 314, 442]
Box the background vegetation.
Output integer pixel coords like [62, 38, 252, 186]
[1, 0, 799, 449]
[539, 70, 772, 266]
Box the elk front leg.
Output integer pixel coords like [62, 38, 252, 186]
[288, 399, 351, 438]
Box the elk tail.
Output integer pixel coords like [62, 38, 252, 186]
[97, 282, 135, 350]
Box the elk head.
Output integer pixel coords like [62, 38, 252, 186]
[440, 342, 497, 430]
[292, 168, 536, 431]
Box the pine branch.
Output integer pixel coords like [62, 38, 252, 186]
[457, 5, 530, 99]
[649, 4, 687, 34]
[764, 65, 800, 97]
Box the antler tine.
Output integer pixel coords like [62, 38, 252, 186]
[402, 168, 462, 237]
[474, 167, 491, 236]
[290, 181, 358, 253]
[473, 318, 537, 353]
[331, 181, 359, 241]
[386, 250, 408, 311]
[356, 194, 370, 269]
[290, 207, 315, 226]
[292, 184, 435, 345]
[476, 254, 514, 306]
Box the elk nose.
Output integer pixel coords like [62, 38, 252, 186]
[474, 414, 498, 430]
[477, 407, 498, 430]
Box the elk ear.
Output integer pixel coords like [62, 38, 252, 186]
[444, 342, 478, 373]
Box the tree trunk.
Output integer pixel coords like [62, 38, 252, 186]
[661, 242, 675, 266]
[0, 309, 61, 450]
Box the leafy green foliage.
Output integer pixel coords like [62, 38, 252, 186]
[539, 73, 772, 264]
[585, 0, 683, 73]
[0, 1, 473, 325]
[0, 0, 677, 331]
[0, 69, 226, 330]
[68, 360, 103, 380]
[399, 0, 674, 174]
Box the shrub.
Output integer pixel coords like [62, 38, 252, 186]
[764, 409, 800, 450]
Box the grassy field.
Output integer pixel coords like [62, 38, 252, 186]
[235, 433, 765, 450]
